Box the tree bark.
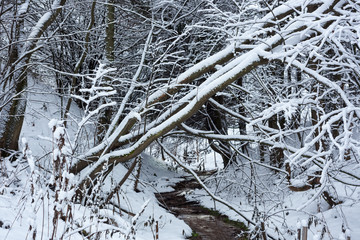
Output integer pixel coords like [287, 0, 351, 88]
[206, 95, 233, 167]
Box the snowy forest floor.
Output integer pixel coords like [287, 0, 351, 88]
[0, 83, 195, 240]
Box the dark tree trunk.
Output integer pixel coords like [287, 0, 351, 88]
[269, 113, 285, 168]
[96, 0, 116, 142]
[237, 77, 247, 153]
[206, 95, 233, 167]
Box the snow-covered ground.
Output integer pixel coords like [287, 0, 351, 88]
[0, 153, 192, 240]
[0, 83, 192, 240]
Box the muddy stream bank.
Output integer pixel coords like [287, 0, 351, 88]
[155, 176, 248, 240]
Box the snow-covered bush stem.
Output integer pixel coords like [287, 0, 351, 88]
[49, 119, 75, 239]
[22, 138, 38, 240]
[126, 199, 150, 240]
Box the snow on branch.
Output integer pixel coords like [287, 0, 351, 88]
[22, 0, 66, 58]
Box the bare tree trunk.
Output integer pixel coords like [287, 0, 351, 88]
[105, 0, 115, 63]
[206, 95, 233, 167]
[0, 74, 27, 157]
[96, 0, 115, 142]
[269, 113, 285, 168]
[237, 77, 247, 153]
[268, 62, 286, 168]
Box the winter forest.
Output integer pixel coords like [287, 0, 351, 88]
[1, 0, 360, 239]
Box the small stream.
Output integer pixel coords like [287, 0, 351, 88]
[155, 176, 247, 240]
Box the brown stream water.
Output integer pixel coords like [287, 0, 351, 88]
[155, 177, 248, 240]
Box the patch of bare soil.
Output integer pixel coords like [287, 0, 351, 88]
[155, 176, 248, 240]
